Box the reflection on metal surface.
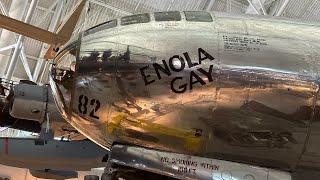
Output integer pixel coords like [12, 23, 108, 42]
[108, 144, 291, 180]
[51, 41, 78, 112]
[107, 113, 204, 152]
[49, 11, 320, 174]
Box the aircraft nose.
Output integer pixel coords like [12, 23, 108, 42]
[50, 42, 78, 112]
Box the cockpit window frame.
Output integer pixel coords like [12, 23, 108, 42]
[84, 19, 117, 36]
[121, 13, 150, 26]
[154, 11, 181, 22]
[184, 11, 213, 22]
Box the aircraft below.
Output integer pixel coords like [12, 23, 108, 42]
[0, 137, 107, 179]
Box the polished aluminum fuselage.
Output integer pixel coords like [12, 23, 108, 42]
[50, 11, 320, 172]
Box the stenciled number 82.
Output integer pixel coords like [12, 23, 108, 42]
[78, 95, 100, 119]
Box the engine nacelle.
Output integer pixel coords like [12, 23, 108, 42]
[10, 84, 64, 123]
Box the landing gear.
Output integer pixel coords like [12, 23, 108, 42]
[84, 175, 99, 180]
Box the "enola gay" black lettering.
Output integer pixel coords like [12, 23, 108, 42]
[139, 48, 215, 94]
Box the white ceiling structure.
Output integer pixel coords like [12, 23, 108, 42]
[0, 0, 319, 85]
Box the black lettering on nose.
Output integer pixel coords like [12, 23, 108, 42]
[189, 71, 206, 90]
[153, 60, 171, 80]
[139, 65, 155, 86]
[197, 65, 214, 82]
[198, 48, 215, 64]
[171, 77, 187, 94]
[169, 55, 185, 72]
[183, 52, 198, 68]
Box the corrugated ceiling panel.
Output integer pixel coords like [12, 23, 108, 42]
[99, 0, 208, 14]
[13, 58, 37, 79]
[24, 8, 52, 58]
[61, 0, 78, 22]
[284, 0, 312, 18]
[164, 0, 206, 10]
[303, 1, 320, 21]
[284, 0, 320, 21]
[37, 0, 53, 9]
[139, 0, 207, 11]
[214, 0, 247, 13]
[24, 38, 42, 57]
[0, 0, 12, 13]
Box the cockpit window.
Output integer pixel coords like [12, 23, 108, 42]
[121, 13, 150, 26]
[154, 11, 181, 21]
[184, 11, 213, 22]
[84, 19, 117, 36]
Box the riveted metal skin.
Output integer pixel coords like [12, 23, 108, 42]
[107, 144, 291, 180]
[50, 11, 320, 177]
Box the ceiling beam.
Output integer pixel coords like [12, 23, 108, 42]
[0, 14, 62, 45]
[89, 0, 132, 15]
[265, 0, 277, 5]
[246, 0, 261, 15]
[205, 0, 216, 11]
[33, 0, 64, 83]
[5, 0, 39, 80]
[257, 0, 267, 15]
[35, 0, 59, 26]
[0, 44, 16, 53]
[275, 0, 290, 16]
